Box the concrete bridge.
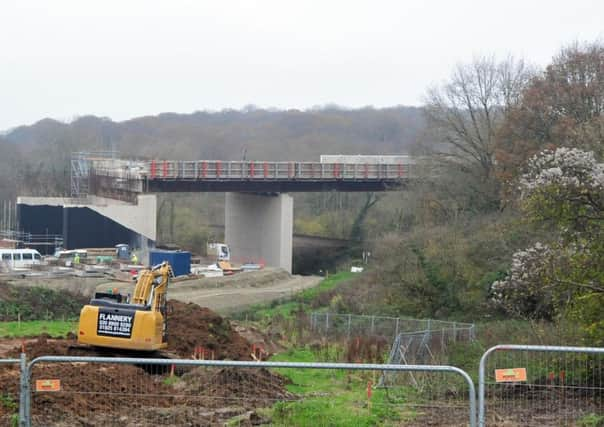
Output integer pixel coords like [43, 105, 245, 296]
[19, 154, 421, 273]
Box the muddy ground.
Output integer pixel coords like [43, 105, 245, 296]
[0, 300, 295, 426]
[4, 301, 252, 360]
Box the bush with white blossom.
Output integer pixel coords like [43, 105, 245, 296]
[492, 147, 603, 329]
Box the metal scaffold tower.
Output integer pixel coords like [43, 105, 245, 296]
[70, 151, 117, 197]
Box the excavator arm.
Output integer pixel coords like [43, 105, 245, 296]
[131, 262, 172, 306]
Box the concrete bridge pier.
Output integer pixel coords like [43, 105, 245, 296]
[225, 192, 293, 273]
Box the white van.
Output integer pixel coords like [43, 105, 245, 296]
[0, 249, 42, 270]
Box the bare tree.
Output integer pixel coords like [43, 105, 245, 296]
[425, 56, 534, 182]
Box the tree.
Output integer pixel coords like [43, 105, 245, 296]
[496, 41, 604, 187]
[424, 55, 533, 210]
[492, 148, 604, 342]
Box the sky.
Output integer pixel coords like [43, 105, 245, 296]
[1, 0, 603, 131]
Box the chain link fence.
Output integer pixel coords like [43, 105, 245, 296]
[3, 343, 604, 425]
[20, 356, 476, 427]
[479, 345, 604, 427]
[309, 312, 475, 343]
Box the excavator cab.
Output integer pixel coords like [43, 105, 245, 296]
[78, 262, 172, 351]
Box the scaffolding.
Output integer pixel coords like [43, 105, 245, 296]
[70, 151, 118, 197]
[0, 230, 63, 254]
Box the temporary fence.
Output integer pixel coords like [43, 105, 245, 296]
[479, 345, 604, 427]
[309, 312, 475, 343]
[16, 355, 476, 427]
[0, 356, 21, 427]
[3, 343, 604, 425]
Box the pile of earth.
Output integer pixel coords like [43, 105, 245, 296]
[166, 300, 251, 359]
[7, 300, 252, 360]
[179, 367, 296, 407]
[1, 360, 296, 426]
[28, 363, 171, 420]
[0, 301, 295, 425]
[232, 323, 287, 356]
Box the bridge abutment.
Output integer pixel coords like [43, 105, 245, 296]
[16, 195, 156, 253]
[225, 192, 293, 273]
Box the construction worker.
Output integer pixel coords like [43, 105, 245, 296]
[73, 253, 80, 265]
[131, 252, 138, 264]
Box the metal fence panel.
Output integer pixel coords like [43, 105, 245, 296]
[479, 345, 604, 426]
[23, 356, 475, 427]
[0, 357, 21, 427]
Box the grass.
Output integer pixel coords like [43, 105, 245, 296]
[238, 271, 355, 322]
[0, 320, 77, 338]
[267, 348, 414, 426]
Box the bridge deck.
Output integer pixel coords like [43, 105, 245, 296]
[89, 159, 418, 194]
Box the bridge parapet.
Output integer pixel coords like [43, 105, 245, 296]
[90, 159, 417, 181]
[81, 154, 425, 197]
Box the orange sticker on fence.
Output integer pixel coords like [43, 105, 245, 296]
[35, 379, 61, 392]
[495, 368, 527, 383]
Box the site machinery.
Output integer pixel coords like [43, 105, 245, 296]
[77, 262, 172, 351]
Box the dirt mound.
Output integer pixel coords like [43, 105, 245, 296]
[30, 363, 170, 418]
[166, 300, 251, 360]
[6, 301, 251, 361]
[6, 334, 71, 359]
[232, 323, 286, 356]
[180, 367, 295, 406]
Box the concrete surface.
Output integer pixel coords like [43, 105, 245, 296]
[225, 192, 293, 273]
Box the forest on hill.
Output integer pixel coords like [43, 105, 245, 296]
[1, 40, 602, 345]
[0, 106, 425, 198]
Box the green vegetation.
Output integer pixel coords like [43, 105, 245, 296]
[578, 413, 604, 427]
[0, 320, 77, 338]
[269, 349, 411, 426]
[0, 394, 19, 427]
[0, 283, 87, 322]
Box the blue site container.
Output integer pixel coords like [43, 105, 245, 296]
[149, 250, 191, 277]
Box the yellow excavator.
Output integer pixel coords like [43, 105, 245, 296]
[78, 262, 172, 351]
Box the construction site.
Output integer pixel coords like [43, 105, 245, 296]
[1, 151, 604, 426]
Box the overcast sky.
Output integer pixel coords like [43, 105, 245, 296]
[1, 0, 603, 131]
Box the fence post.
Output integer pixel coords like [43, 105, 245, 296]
[371, 316, 375, 334]
[395, 317, 399, 337]
[478, 346, 492, 427]
[19, 352, 30, 427]
[325, 312, 329, 334]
